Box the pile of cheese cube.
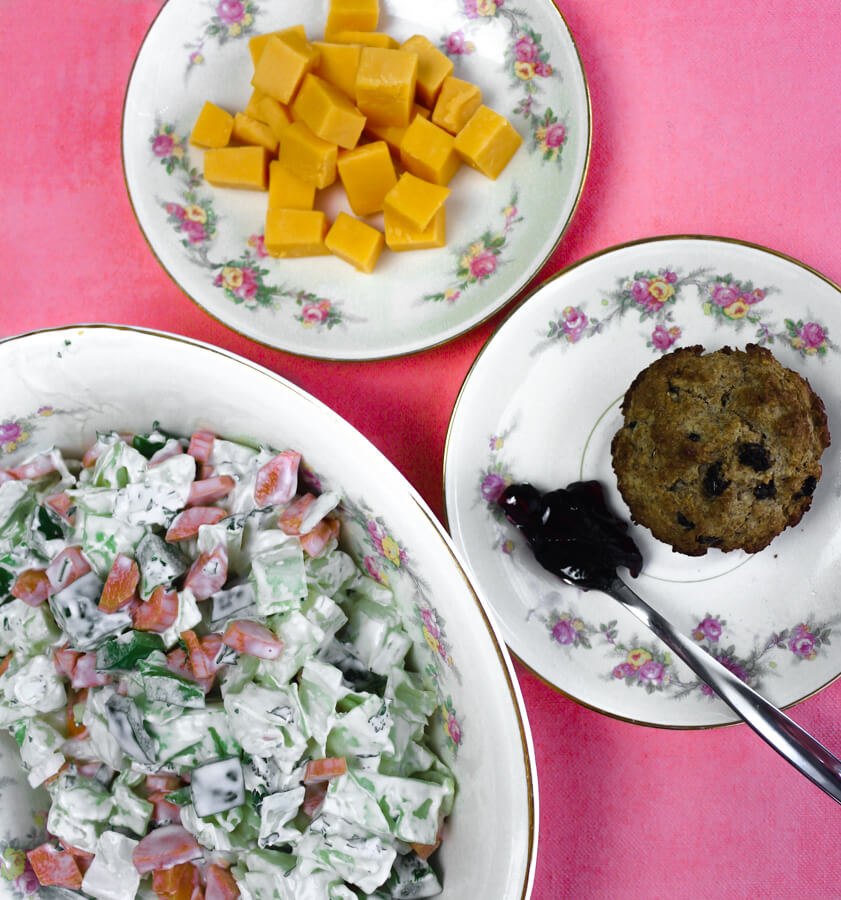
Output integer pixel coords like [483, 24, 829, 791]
[188, 0, 522, 274]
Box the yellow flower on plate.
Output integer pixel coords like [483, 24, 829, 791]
[423, 626, 440, 654]
[515, 61, 535, 80]
[242, 13, 253, 27]
[647, 277, 675, 303]
[723, 299, 748, 319]
[184, 205, 207, 223]
[220, 266, 244, 290]
[628, 648, 652, 668]
[381, 534, 402, 566]
[229, 22, 242, 36]
[477, 0, 498, 14]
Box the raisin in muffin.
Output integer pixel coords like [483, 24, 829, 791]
[610, 344, 830, 556]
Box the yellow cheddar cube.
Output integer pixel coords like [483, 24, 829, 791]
[244, 87, 267, 118]
[329, 30, 398, 49]
[364, 103, 429, 154]
[268, 160, 316, 210]
[325, 212, 384, 273]
[248, 25, 308, 68]
[400, 34, 453, 108]
[204, 146, 269, 190]
[251, 33, 321, 105]
[454, 105, 522, 179]
[277, 121, 338, 188]
[190, 101, 234, 149]
[265, 209, 330, 257]
[231, 112, 278, 154]
[325, 0, 379, 35]
[383, 172, 449, 231]
[313, 41, 361, 100]
[432, 76, 482, 135]
[355, 47, 418, 127]
[384, 205, 445, 251]
[291, 74, 366, 149]
[399, 115, 460, 186]
[337, 141, 397, 216]
[255, 96, 293, 141]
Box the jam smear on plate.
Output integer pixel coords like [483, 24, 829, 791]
[498, 481, 643, 591]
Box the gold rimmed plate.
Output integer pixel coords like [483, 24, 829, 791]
[121, 0, 590, 360]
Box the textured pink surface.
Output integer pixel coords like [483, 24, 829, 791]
[3, 1, 841, 897]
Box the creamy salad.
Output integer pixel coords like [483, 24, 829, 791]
[0, 427, 453, 900]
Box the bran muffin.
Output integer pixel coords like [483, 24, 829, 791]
[610, 344, 830, 556]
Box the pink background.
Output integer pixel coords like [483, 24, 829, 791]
[3, 0, 841, 896]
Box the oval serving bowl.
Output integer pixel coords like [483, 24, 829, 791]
[0, 325, 537, 899]
[122, 0, 590, 360]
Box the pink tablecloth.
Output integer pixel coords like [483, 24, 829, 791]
[4, 1, 841, 897]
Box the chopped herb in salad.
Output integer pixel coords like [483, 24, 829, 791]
[0, 427, 453, 900]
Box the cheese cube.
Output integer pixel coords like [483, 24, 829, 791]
[291, 74, 366, 149]
[384, 206, 446, 251]
[255, 97, 293, 142]
[355, 47, 418, 127]
[432, 76, 482, 135]
[251, 33, 321, 105]
[190, 101, 234, 149]
[330, 30, 398, 49]
[244, 87, 267, 118]
[325, 212, 385, 273]
[231, 112, 278, 154]
[364, 103, 429, 154]
[268, 161, 316, 210]
[454, 105, 522, 179]
[264, 209, 330, 257]
[248, 25, 308, 68]
[313, 41, 362, 100]
[399, 115, 460, 186]
[337, 141, 397, 216]
[325, 0, 379, 35]
[400, 34, 453, 108]
[277, 121, 338, 188]
[383, 172, 449, 231]
[204, 146, 269, 190]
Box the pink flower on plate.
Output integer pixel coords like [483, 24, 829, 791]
[788, 623, 817, 660]
[152, 133, 175, 157]
[651, 324, 680, 350]
[613, 662, 636, 679]
[799, 322, 827, 350]
[248, 234, 268, 258]
[301, 299, 331, 326]
[637, 659, 666, 685]
[445, 30, 472, 55]
[481, 472, 507, 503]
[445, 711, 463, 745]
[0, 422, 23, 445]
[693, 616, 722, 643]
[701, 656, 747, 695]
[166, 202, 186, 219]
[544, 122, 565, 147]
[421, 608, 440, 639]
[469, 249, 498, 280]
[710, 282, 740, 308]
[534, 60, 553, 78]
[181, 219, 207, 244]
[552, 619, 577, 645]
[562, 305, 588, 342]
[15, 862, 40, 896]
[217, 0, 245, 24]
[514, 35, 539, 63]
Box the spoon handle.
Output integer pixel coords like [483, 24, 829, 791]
[608, 575, 841, 804]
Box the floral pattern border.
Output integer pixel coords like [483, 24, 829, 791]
[441, 1, 570, 163]
[542, 265, 836, 357]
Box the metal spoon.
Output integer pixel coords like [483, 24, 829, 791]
[499, 480, 841, 805]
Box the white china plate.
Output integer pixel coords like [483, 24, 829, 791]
[122, 0, 590, 360]
[0, 325, 536, 898]
[444, 235, 841, 728]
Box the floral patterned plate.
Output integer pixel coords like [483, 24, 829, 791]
[444, 235, 841, 728]
[0, 325, 536, 897]
[121, 0, 589, 360]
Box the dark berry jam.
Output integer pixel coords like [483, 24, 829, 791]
[498, 481, 643, 591]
